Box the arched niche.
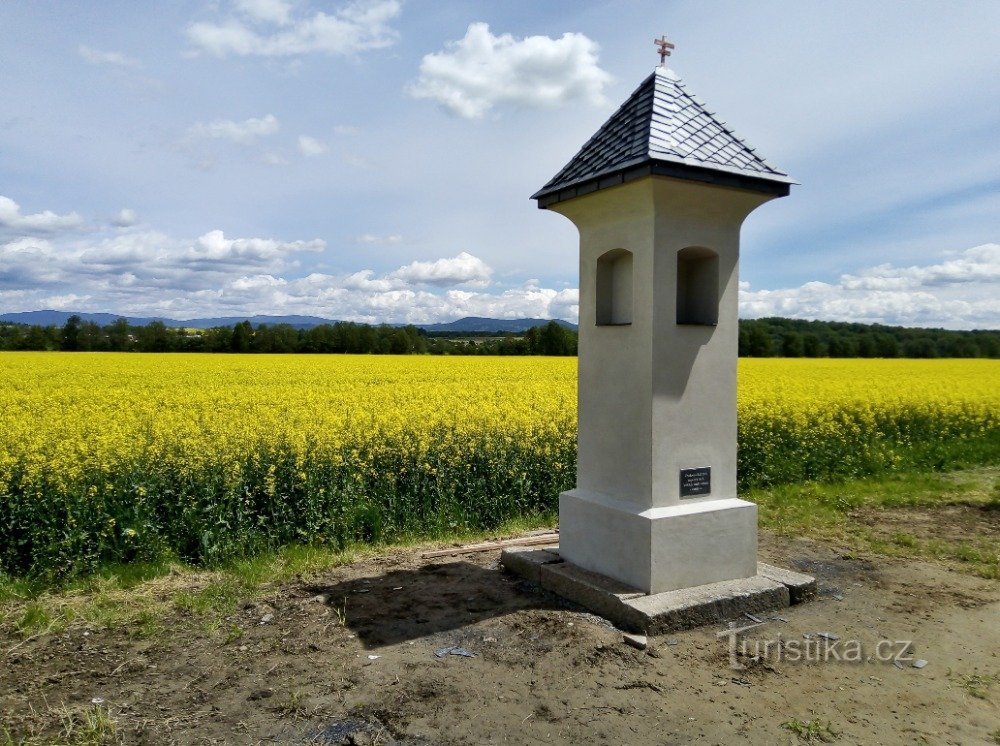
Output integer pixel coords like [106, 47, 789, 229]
[676, 246, 719, 326]
[596, 248, 633, 325]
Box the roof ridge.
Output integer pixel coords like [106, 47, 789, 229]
[658, 68, 781, 176]
[532, 67, 794, 206]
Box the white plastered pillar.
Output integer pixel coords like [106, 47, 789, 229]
[551, 176, 778, 594]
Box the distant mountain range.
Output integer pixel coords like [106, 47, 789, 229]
[418, 316, 576, 332]
[0, 310, 577, 333]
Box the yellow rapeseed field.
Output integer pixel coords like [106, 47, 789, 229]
[736, 358, 998, 486]
[0, 353, 996, 577]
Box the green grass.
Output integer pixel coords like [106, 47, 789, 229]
[753, 469, 994, 522]
[2, 468, 996, 642]
[58, 705, 121, 746]
[780, 718, 839, 742]
[955, 672, 998, 701]
[751, 467, 999, 578]
[2, 705, 121, 746]
[0, 513, 557, 639]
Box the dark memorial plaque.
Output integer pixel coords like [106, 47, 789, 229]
[679, 467, 711, 497]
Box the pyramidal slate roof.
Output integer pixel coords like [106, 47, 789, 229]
[533, 67, 794, 208]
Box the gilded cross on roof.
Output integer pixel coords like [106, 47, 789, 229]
[654, 34, 674, 66]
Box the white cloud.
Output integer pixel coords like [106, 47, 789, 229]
[30, 293, 91, 311]
[77, 231, 176, 269]
[186, 114, 279, 145]
[409, 23, 611, 119]
[437, 285, 579, 322]
[388, 251, 493, 287]
[113, 208, 138, 227]
[355, 233, 402, 245]
[78, 44, 139, 68]
[840, 244, 1000, 290]
[297, 135, 328, 156]
[186, 0, 401, 58]
[740, 244, 1000, 330]
[185, 229, 324, 265]
[235, 0, 292, 26]
[184, 274, 579, 325]
[0, 237, 63, 285]
[0, 217, 581, 324]
[1, 227, 325, 301]
[229, 273, 288, 290]
[334, 124, 360, 135]
[342, 269, 394, 292]
[3, 193, 994, 330]
[0, 195, 83, 233]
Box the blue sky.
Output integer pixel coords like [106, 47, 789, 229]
[1, 0, 997, 328]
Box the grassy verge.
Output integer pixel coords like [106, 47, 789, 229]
[2, 704, 123, 746]
[2, 467, 997, 643]
[752, 466, 999, 579]
[0, 514, 556, 641]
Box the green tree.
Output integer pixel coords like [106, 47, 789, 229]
[874, 333, 899, 358]
[827, 334, 856, 357]
[78, 320, 105, 351]
[802, 333, 823, 357]
[745, 322, 774, 357]
[903, 337, 937, 358]
[527, 321, 576, 356]
[25, 325, 56, 350]
[60, 315, 81, 351]
[781, 331, 804, 357]
[107, 318, 131, 351]
[856, 334, 877, 358]
[137, 321, 170, 352]
[231, 320, 253, 353]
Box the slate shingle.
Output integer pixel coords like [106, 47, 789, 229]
[532, 67, 794, 207]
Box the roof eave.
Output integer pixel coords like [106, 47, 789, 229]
[533, 158, 794, 209]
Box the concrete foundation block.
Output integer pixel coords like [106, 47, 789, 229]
[758, 562, 818, 604]
[500, 546, 814, 634]
[628, 575, 789, 634]
[499, 547, 561, 585]
[539, 559, 649, 632]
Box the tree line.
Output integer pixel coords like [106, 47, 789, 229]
[739, 317, 999, 358]
[0, 315, 996, 358]
[0, 316, 578, 356]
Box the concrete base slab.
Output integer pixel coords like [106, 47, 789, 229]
[628, 574, 788, 634]
[501, 546, 815, 634]
[758, 562, 817, 604]
[498, 546, 560, 585]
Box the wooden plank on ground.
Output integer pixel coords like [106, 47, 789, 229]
[421, 533, 559, 559]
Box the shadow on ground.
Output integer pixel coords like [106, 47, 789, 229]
[306, 550, 891, 649]
[301, 559, 569, 648]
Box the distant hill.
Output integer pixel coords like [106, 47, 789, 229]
[0, 310, 338, 330]
[419, 317, 577, 333]
[178, 315, 336, 330]
[0, 310, 578, 333]
[0, 310, 165, 327]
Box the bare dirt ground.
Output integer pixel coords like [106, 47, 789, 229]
[3, 532, 999, 745]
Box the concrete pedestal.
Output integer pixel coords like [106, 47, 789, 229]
[560, 489, 757, 595]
